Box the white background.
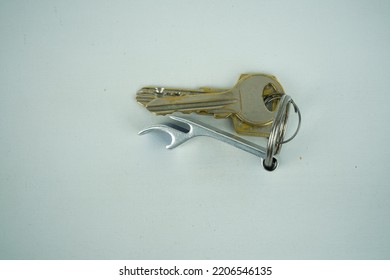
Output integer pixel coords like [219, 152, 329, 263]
[1, 0, 389, 259]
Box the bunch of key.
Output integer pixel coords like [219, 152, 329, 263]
[136, 73, 301, 171]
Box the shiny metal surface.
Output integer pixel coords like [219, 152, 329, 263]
[136, 73, 285, 136]
[139, 94, 301, 171]
[139, 115, 277, 170]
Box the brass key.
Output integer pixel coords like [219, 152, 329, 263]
[136, 74, 285, 136]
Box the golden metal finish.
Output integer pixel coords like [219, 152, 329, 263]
[136, 74, 285, 136]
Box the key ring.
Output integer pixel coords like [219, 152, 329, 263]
[263, 94, 302, 171]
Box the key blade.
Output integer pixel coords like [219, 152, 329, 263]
[136, 86, 236, 115]
[136, 87, 226, 107]
[136, 87, 159, 106]
[145, 97, 238, 115]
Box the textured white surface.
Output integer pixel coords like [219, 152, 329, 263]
[1, 0, 389, 259]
